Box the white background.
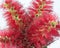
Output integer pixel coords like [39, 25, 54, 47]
[0, 0, 60, 48]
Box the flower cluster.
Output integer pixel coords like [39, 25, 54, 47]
[0, 0, 25, 48]
[26, 13, 60, 48]
[28, 0, 53, 18]
[2, 0, 25, 30]
[0, 0, 60, 48]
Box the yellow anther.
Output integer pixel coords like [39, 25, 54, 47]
[9, 7, 16, 13]
[51, 21, 57, 27]
[4, 3, 9, 8]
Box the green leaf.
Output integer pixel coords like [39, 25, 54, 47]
[43, 46, 47, 48]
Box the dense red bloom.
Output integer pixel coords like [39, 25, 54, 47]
[0, 0, 25, 47]
[0, 0, 33, 48]
[0, 9, 24, 48]
[0, 0, 60, 48]
[0, 8, 23, 42]
[2, 0, 27, 30]
[26, 13, 60, 48]
[28, 0, 53, 18]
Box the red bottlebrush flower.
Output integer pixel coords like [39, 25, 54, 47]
[0, 8, 22, 42]
[26, 13, 60, 48]
[28, 0, 53, 18]
[0, 8, 24, 48]
[0, 0, 60, 48]
[0, 0, 32, 48]
[2, 0, 27, 30]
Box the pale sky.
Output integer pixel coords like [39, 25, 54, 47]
[0, 0, 60, 48]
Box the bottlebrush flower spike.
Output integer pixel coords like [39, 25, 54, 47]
[0, 0, 25, 48]
[0, 8, 24, 48]
[28, 0, 53, 18]
[1, 0, 27, 30]
[0, 8, 22, 41]
[0, 0, 60, 48]
[26, 13, 60, 48]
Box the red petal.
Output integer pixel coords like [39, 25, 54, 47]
[50, 28, 59, 36]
